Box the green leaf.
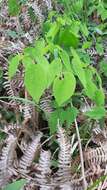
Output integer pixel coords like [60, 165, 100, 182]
[100, 59, 107, 76]
[8, 0, 21, 16]
[8, 54, 21, 78]
[3, 179, 26, 190]
[71, 49, 86, 88]
[47, 22, 60, 41]
[97, 3, 107, 21]
[34, 39, 45, 55]
[48, 109, 60, 134]
[96, 43, 104, 56]
[82, 41, 92, 49]
[24, 64, 47, 103]
[85, 81, 97, 100]
[35, 55, 49, 69]
[85, 106, 106, 119]
[101, 9, 107, 20]
[53, 72, 76, 106]
[27, 48, 38, 60]
[23, 47, 34, 56]
[35, 39, 45, 50]
[48, 58, 62, 87]
[84, 69, 97, 100]
[93, 68, 103, 88]
[60, 50, 71, 71]
[73, 0, 84, 13]
[80, 23, 89, 37]
[58, 28, 79, 48]
[22, 56, 34, 67]
[70, 21, 80, 36]
[24, 53, 50, 88]
[60, 107, 78, 127]
[48, 107, 78, 134]
[94, 89, 105, 106]
[35, 55, 50, 87]
[84, 67, 104, 105]
[42, 20, 52, 34]
[24, 46, 46, 61]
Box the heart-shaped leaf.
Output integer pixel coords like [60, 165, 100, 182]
[48, 58, 62, 87]
[53, 72, 76, 106]
[24, 64, 47, 103]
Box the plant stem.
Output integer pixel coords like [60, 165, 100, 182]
[75, 119, 87, 190]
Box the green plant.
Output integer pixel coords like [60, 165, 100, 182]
[8, 11, 106, 134]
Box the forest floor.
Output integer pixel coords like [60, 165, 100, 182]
[0, 1, 107, 190]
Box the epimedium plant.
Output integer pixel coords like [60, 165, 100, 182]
[8, 12, 106, 133]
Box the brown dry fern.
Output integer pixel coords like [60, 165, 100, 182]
[0, 134, 17, 187]
[19, 132, 42, 174]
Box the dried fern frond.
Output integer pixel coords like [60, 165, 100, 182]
[3, 72, 17, 105]
[22, 104, 34, 121]
[22, 179, 36, 190]
[43, 0, 52, 10]
[91, 127, 107, 145]
[22, 97, 38, 129]
[3, 61, 24, 108]
[86, 47, 97, 57]
[0, 134, 17, 187]
[3, 62, 20, 106]
[19, 132, 42, 174]
[72, 185, 83, 190]
[60, 183, 83, 190]
[84, 142, 107, 170]
[20, 5, 31, 32]
[1, 123, 21, 135]
[56, 126, 71, 183]
[59, 183, 73, 190]
[0, 40, 24, 56]
[36, 150, 52, 190]
[12, 71, 24, 91]
[27, 1, 43, 24]
[39, 94, 54, 113]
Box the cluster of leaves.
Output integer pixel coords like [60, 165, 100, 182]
[9, 3, 106, 133]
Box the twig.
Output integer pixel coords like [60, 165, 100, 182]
[75, 119, 87, 190]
